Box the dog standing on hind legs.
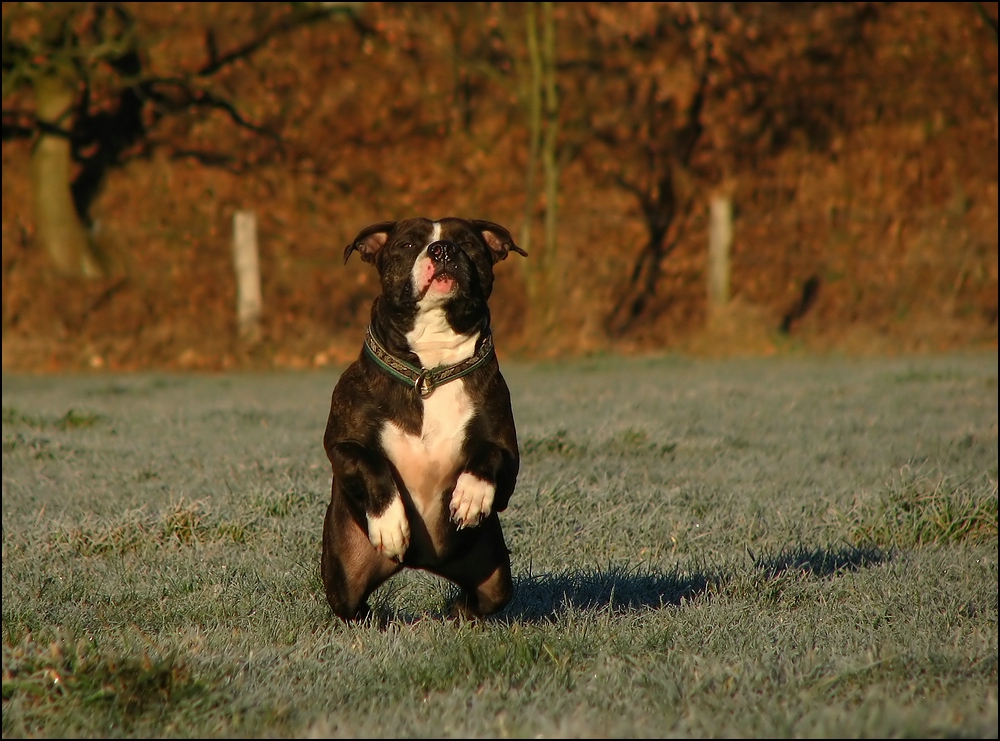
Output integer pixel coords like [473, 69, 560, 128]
[321, 217, 526, 621]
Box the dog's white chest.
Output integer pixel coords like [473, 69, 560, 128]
[380, 381, 474, 516]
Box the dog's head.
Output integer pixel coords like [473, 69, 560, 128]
[345, 217, 526, 334]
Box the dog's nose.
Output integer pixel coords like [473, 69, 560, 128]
[427, 240, 457, 264]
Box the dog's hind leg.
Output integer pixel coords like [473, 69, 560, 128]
[321, 492, 401, 621]
[431, 516, 513, 619]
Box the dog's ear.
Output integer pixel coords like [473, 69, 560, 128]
[472, 220, 528, 263]
[344, 221, 396, 264]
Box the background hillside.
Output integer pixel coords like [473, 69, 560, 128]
[2, 2, 997, 371]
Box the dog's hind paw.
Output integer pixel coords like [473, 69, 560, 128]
[450, 472, 495, 530]
[367, 496, 410, 562]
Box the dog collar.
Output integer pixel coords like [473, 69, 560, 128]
[363, 327, 495, 399]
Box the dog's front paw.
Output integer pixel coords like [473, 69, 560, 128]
[367, 496, 410, 562]
[450, 472, 495, 530]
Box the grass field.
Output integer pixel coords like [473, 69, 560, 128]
[2, 352, 997, 738]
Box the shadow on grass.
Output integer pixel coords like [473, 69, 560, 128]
[498, 544, 889, 623]
[503, 563, 717, 623]
[368, 544, 890, 625]
[750, 543, 889, 579]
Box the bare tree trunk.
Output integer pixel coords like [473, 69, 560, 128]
[233, 210, 263, 343]
[606, 168, 679, 334]
[31, 69, 104, 279]
[604, 72, 708, 336]
[519, 1, 561, 337]
[540, 0, 560, 311]
[520, 2, 542, 259]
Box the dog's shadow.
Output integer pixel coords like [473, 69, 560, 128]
[502, 543, 888, 623]
[373, 544, 887, 626]
[748, 543, 887, 580]
[502, 564, 712, 622]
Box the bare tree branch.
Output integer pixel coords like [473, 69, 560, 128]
[196, 4, 362, 77]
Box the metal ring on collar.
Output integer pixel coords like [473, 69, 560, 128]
[414, 371, 434, 398]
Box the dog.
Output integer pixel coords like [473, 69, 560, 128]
[321, 217, 526, 621]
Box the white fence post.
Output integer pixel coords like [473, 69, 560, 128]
[233, 210, 262, 342]
[708, 194, 732, 313]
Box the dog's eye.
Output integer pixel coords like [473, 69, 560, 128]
[398, 242, 415, 250]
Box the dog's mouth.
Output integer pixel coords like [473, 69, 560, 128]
[428, 268, 456, 292]
[415, 263, 460, 299]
